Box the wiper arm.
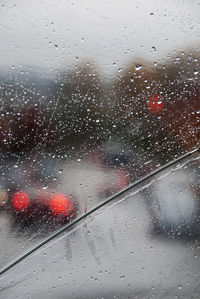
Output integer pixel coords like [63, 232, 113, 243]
[0, 147, 199, 277]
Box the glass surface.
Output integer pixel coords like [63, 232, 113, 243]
[0, 152, 199, 298]
[0, 0, 199, 271]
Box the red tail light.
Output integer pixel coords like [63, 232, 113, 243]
[12, 191, 29, 211]
[49, 193, 74, 216]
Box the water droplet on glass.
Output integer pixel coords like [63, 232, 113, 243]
[135, 64, 142, 71]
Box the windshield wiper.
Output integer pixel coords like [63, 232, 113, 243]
[0, 147, 199, 276]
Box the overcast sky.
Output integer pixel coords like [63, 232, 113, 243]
[0, 0, 199, 77]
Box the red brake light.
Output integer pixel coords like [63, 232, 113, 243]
[12, 191, 29, 211]
[49, 193, 74, 216]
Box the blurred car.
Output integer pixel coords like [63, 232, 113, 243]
[146, 159, 200, 235]
[11, 188, 76, 226]
[0, 152, 76, 226]
[101, 142, 132, 167]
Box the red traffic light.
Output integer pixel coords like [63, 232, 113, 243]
[148, 95, 164, 113]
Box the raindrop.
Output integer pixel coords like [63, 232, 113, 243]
[135, 64, 142, 71]
[194, 70, 198, 75]
[150, 12, 154, 16]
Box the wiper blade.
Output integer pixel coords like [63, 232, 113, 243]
[0, 147, 199, 276]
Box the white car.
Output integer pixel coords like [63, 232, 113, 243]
[147, 164, 199, 234]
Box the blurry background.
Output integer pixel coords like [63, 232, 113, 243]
[0, 0, 199, 161]
[0, 0, 199, 270]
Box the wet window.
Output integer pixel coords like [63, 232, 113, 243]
[0, 150, 199, 298]
[0, 0, 199, 290]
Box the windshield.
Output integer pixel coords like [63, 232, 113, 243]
[0, 149, 199, 298]
[0, 0, 199, 287]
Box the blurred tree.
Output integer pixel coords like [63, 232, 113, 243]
[112, 50, 200, 161]
[0, 81, 58, 153]
[161, 49, 200, 153]
[112, 59, 162, 125]
[53, 61, 109, 147]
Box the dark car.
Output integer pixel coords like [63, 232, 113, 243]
[0, 153, 76, 227]
[11, 188, 76, 226]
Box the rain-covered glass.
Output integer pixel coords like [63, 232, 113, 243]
[0, 150, 199, 298]
[0, 0, 199, 286]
